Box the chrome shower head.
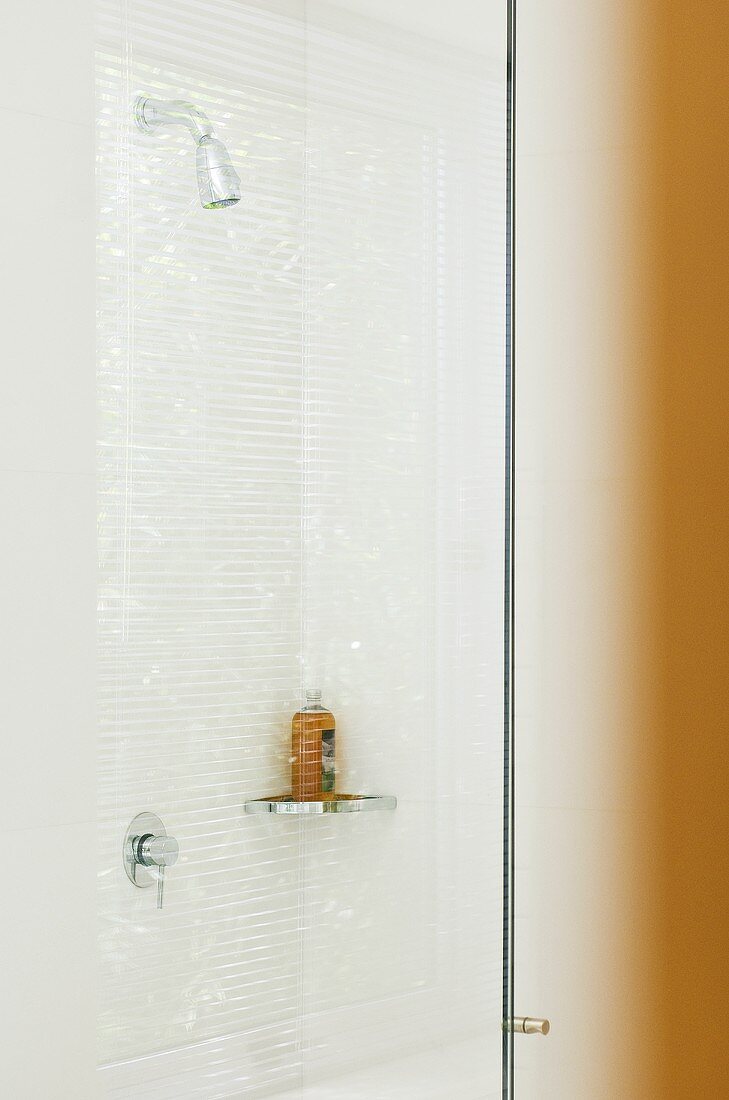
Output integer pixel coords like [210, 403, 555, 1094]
[196, 136, 241, 209]
[134, 95, 241, 210]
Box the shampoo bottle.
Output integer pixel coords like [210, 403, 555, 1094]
[291, 689, 335, 800]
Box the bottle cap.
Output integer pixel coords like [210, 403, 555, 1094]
[305, 688, 322, 704]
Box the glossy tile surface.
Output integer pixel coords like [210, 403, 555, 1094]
[97, 0, 507, 1095]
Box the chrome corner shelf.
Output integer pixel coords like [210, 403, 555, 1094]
[245, 793, 397, 815]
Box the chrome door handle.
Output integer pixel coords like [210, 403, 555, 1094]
[505, 1016, 550, 1035]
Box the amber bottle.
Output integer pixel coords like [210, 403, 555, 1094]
[291, 689, 335, 800]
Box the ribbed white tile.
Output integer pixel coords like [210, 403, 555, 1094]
[98, 2, 306, 1092]
[97, 0, 507, 1095]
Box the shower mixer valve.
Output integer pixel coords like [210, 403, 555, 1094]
[123, 812, 179, 910]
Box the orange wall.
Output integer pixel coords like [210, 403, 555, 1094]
[515, 2, 729, 1094]
[652, 2, 729, 1095]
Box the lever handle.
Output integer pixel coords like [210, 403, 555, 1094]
[156, 865, 165, 910]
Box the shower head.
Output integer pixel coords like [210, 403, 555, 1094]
[134, 96, 241, 210]
[196, 136, 241, 210]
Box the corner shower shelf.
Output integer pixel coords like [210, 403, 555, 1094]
[245, 793, 397, 815]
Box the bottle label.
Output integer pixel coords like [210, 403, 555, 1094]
[322, 729, 335, 792]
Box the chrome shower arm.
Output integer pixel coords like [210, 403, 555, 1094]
[134, 96, 215, 142]
[133, 94, 241, 209]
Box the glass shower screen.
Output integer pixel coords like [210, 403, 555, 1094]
[97, 0, 512, 1096]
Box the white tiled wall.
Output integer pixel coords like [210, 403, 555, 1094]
[96, 1, 507, 1097]
[97, 3, 308, 1090]
[0, 1, 97, 1096]
[298, 12, 506, 1086]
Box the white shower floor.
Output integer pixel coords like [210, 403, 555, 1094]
[273, 1036, 500, 1100]
[101, 1032, 501, 1098]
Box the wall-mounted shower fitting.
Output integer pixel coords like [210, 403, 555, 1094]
[134, 96, 241, 209]
[123, 811, 179, 910]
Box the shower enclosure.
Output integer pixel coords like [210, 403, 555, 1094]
[97, 0, 515, 1095]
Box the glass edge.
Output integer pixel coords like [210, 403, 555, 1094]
[502, 0, 517, 1097]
